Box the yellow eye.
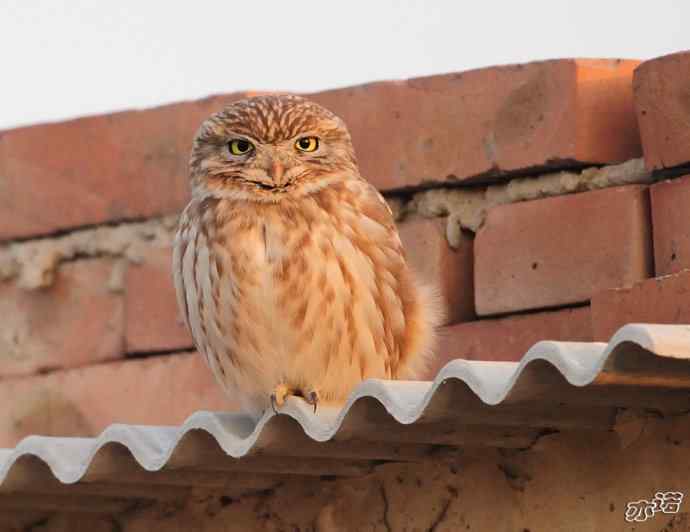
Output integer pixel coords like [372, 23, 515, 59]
[295, 136, 319, 152]
[229, 138, 254, 155]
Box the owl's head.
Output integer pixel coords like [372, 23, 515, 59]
[189, 94, 359, 202]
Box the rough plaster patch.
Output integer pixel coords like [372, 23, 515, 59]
[413, 187, 487, 246]
[0, 216, 178, 290]
[106, 259, 130, 294]
[413, 158, 651, 237]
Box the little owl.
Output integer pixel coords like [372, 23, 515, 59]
[173, 94, 440, 418]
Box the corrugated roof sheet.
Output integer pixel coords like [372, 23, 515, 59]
[2, 323, 690, 501]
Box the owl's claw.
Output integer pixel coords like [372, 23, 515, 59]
[270, 383, 291, 414]
[270, 385, 319, 414]
[304, 390, 319, 413]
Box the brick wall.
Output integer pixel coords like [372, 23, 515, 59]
[1, 53, 690, 446]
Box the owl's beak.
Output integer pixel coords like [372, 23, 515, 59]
[268, 160, 286, 186]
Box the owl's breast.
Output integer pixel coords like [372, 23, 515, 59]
[208, 204, 316, 359]
[211, 197, 388, 377]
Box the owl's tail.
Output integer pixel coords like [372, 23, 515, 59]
[394, 272, 445, 382]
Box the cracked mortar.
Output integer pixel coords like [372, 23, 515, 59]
[0, 158, 651, 290]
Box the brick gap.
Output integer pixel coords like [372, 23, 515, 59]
[382, 189, 414, 202]
[0, 214, 168, 246]
[0, 354, 137, 382]
[58, 250, 112, 264]
[645, 187, 658, 277]
[476, 301, 590, 321]
[32, 364, 63, 377]
[125, 347, 195, 360]
[650, 163, 690, 181]
[381, 160, 600, 196]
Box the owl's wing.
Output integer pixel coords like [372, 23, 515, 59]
[172, 203, 218, 366]
[173, 199, 249, 397]
[355, 181, 399, 235]
[352, 180, 439, 380]
[172, 206, 196, 342]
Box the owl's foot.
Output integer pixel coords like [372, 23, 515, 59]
[270, 383, 293, 413]
[270, 384, 319, 414]
[303, 389, 320, 413]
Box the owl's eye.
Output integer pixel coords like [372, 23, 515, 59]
[295, 136, 319, 152]
[229, 139, 254, 156]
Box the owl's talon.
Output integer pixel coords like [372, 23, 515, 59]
[270, 384, 290, 414]
[304, 390, 320, 413]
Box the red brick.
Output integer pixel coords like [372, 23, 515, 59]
[425, 306, 592, 377]
[312, 59, 641, 190]
[633, 51, 690, 171]
[474, 186, 653, 316]
[0, 61, 641, 241]
[591, 269, 690, 341]
[0, 93, 247, 241]
[398, 217, 474, 325]
[125, 246, 193, 353]
[650, 175, 690, 275]
[0, 259, 124, 377]
[0, 352, 232, 448]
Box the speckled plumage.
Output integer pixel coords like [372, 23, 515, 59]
[173, 95, 440, 417]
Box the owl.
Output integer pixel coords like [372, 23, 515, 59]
[173, 94, 440, 418]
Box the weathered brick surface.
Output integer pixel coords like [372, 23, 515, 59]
[633, 51, 690, 171]
[125, 246, 193, 353]
[650, 175, 690, 275]
[0, 259, 124, 377]
[0, 351, 231, 448]
[1, 60, 641, 241]
[312, 59, 641, 190]
[474, 185, 653, 316]
[426, 306, 592, 377]
[0, 93, 246, 241]
[591, 270, 690, 341]
[398, 217, 474, 325]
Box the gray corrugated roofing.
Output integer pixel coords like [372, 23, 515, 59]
[2, 323, 690, 492]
